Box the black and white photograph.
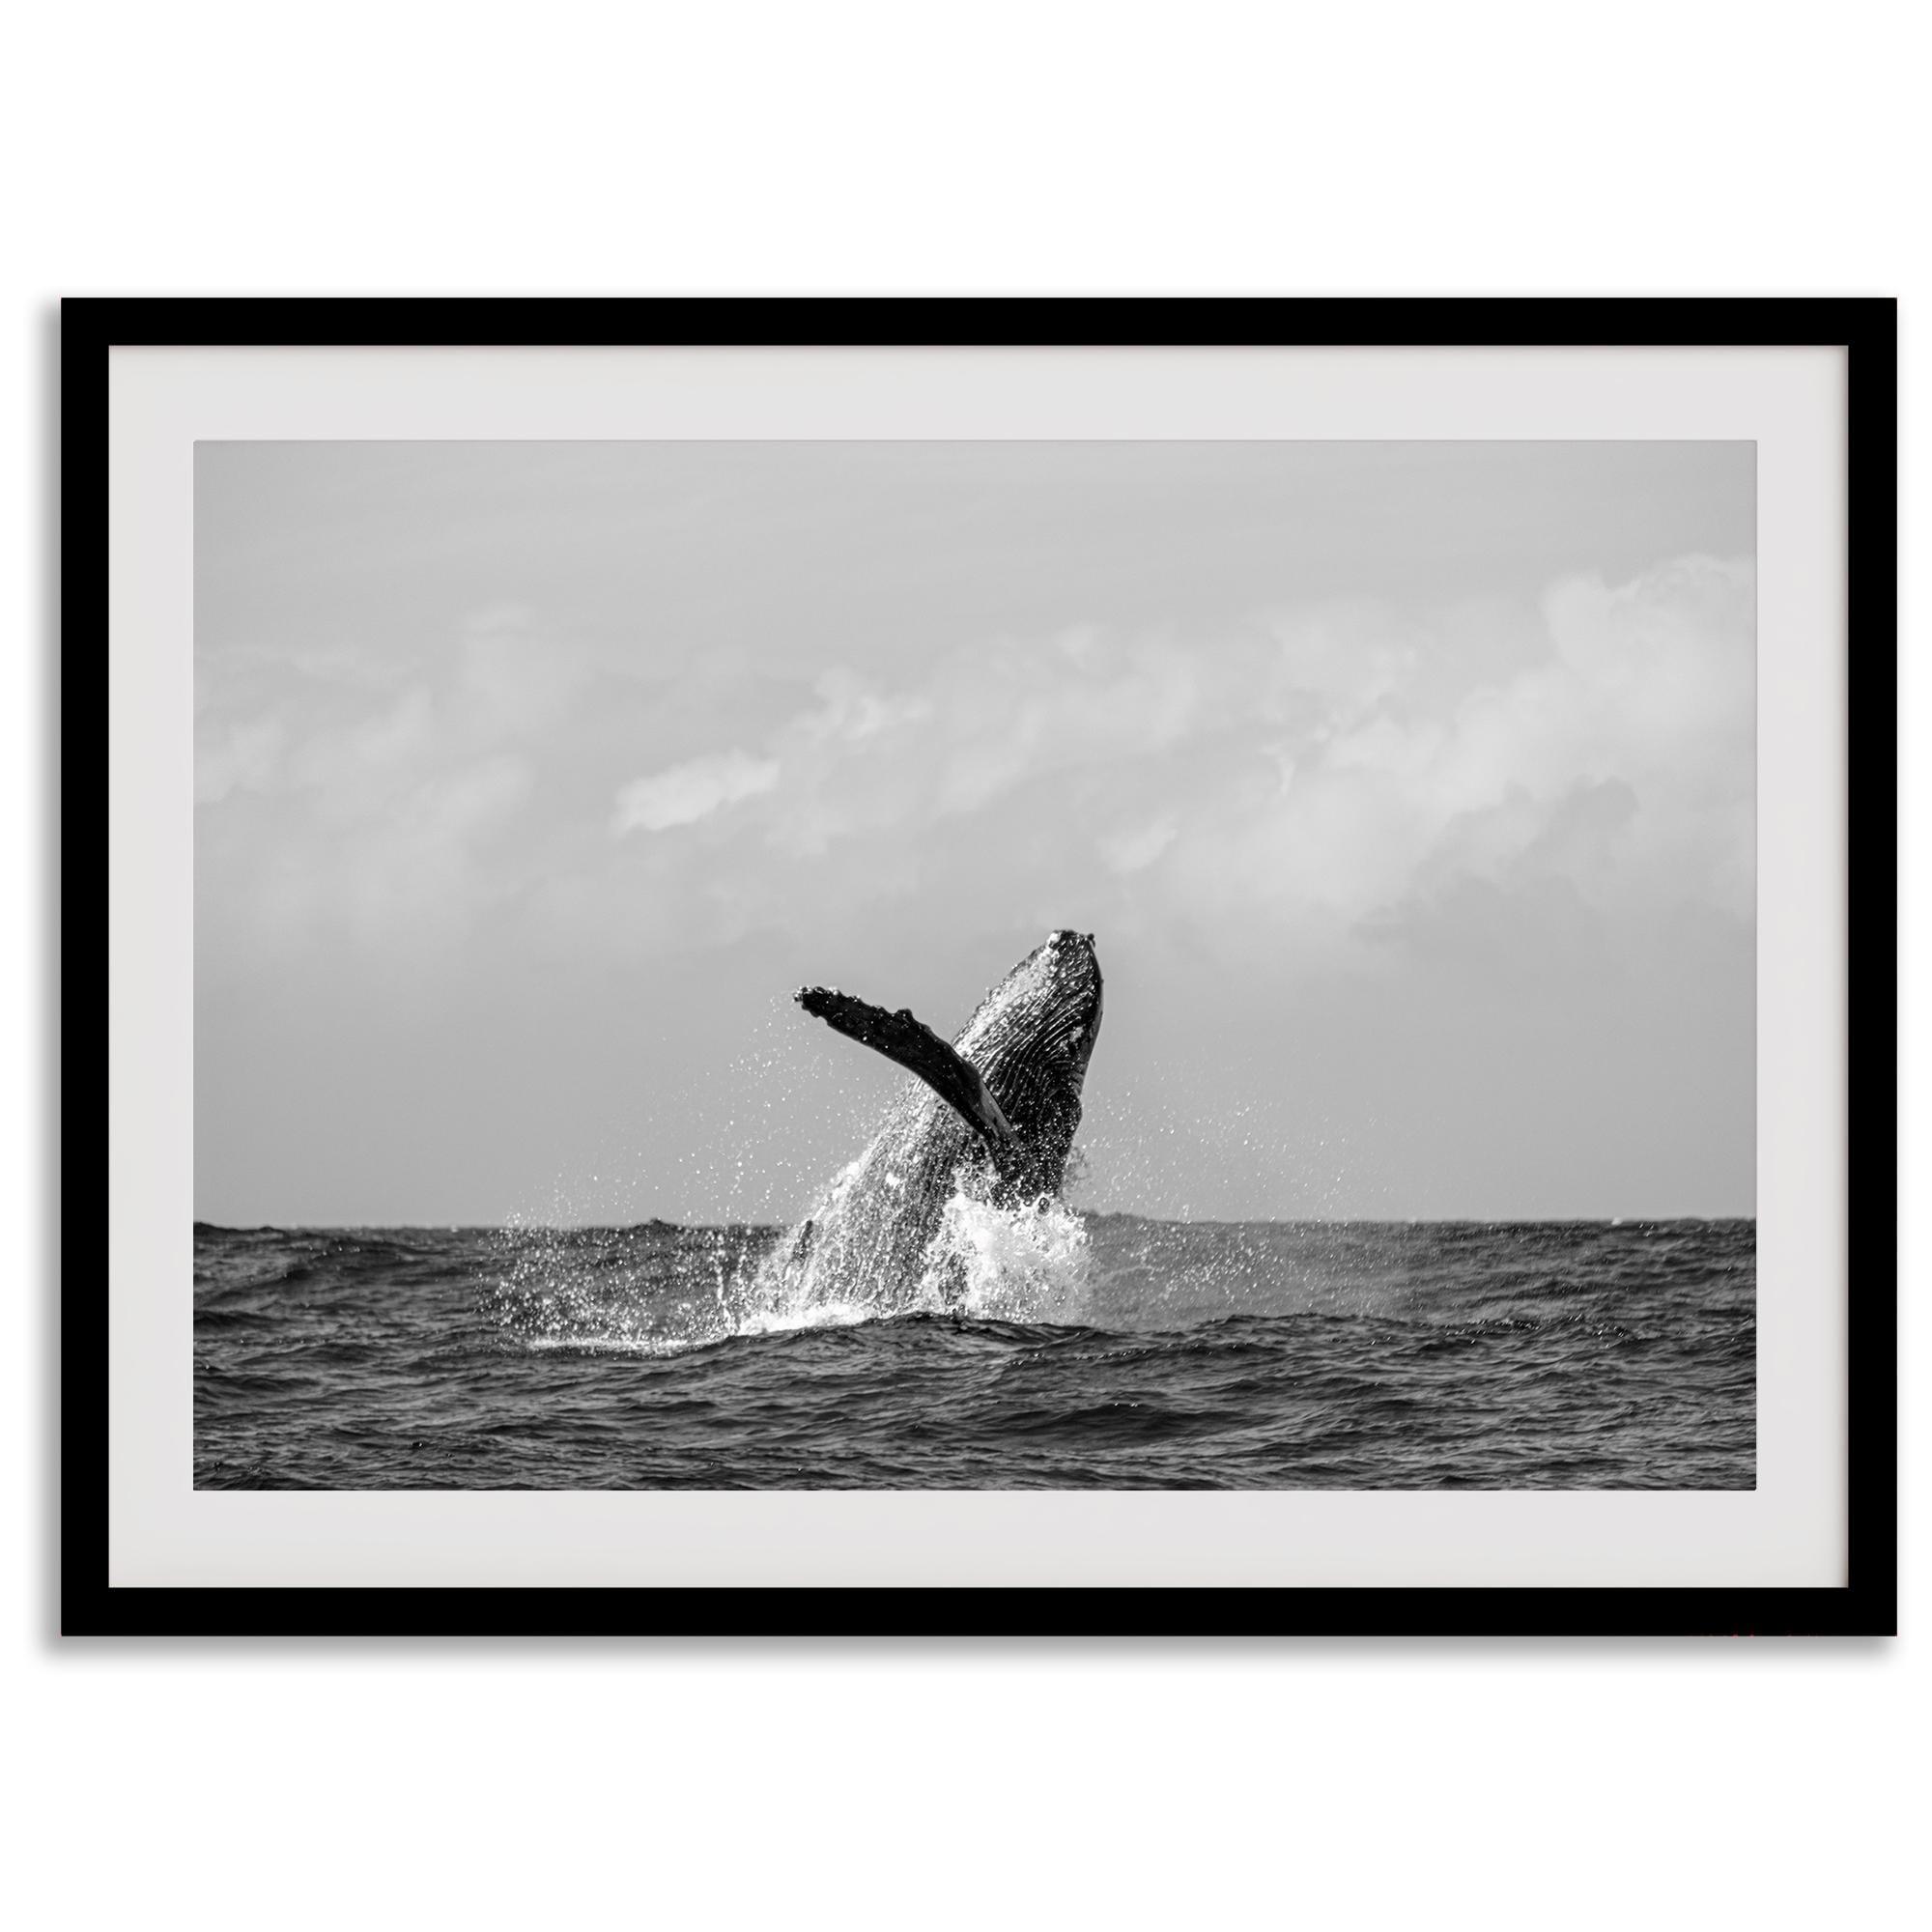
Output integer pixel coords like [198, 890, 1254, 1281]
[193, 437, 1756, 1492]
[26, 0, 1919, 1914]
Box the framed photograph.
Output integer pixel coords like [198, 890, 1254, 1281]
[76, 298, 1895, 1635]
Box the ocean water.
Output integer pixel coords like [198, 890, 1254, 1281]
[194, 1208, 1754, 1490]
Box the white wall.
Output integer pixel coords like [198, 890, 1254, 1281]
[7, 5, 1920, 1925]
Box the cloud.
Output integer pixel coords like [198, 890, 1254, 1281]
[196, 607, 585, 963]
[1165, 556, 1754, 954]
[1099, 813, 1179, 876]
[590, 555, 1751, 953]
[611, 749, 781, 833]
[196, 555, 1753, 977]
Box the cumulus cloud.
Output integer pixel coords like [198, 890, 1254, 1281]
[580, 554, 1753, 965]
[1164, 557, 1754, 953]
[197, 555, 1753, 979]
[1099, 813, 1179, 876]
[611, 749, 781, 833]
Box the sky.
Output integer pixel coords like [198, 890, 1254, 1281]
[194, 440, 1755, 1225]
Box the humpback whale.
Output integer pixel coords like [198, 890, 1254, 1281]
[773, 930, 1104, 1308]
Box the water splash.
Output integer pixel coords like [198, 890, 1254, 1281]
[919, 1185, 1092, 1324]
[745, 1145, 1094, 1329]
[487, 1218, 752, 1355]
[488, 1160, 1094, 1355]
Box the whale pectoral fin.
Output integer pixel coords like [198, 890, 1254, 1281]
[795, 986, 1014, 1145]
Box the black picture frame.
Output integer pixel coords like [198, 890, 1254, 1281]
[70, 296, 1897, 1638]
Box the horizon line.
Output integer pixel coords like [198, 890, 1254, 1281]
[193, 1210, 1759, 1234]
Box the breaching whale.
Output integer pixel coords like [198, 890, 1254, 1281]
[773, 930, 1104, 1307]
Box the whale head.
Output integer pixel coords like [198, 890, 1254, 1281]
[953, 930, 1103, 1195]
[967, 929, 1103, 1082]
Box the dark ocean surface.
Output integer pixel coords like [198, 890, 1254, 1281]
[195, 1213, 1754, 1490]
